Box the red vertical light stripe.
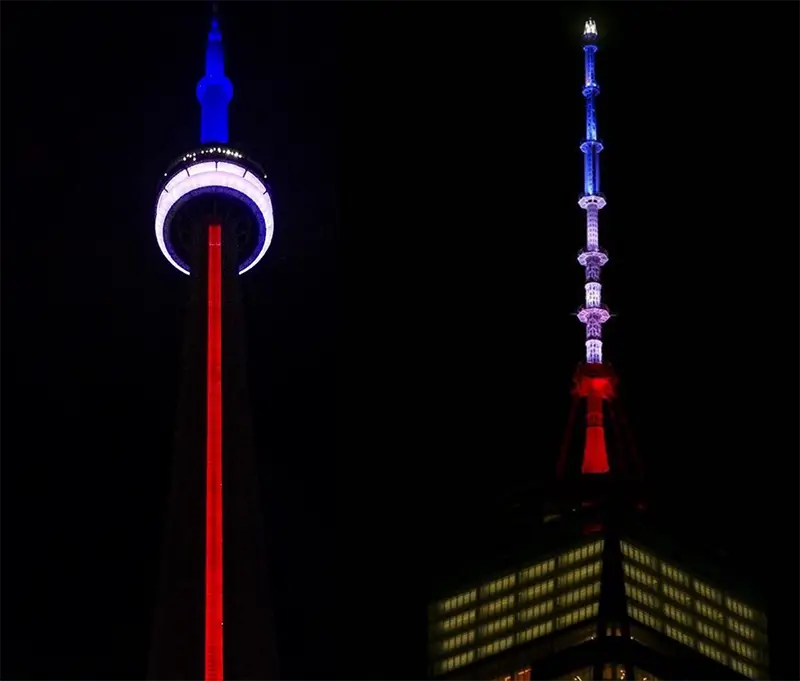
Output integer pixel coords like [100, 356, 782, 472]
[206, 224, 224, 681]
[582, 390, 610, 474]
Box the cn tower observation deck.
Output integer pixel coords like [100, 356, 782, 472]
[155, 144, 274, 276]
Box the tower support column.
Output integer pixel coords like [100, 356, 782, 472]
[573, 363, 617, 475]
[206, 225, 224, 681]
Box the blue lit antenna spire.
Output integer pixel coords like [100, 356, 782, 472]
[196, 5, 234, 144]
[576, 18, 610, 365]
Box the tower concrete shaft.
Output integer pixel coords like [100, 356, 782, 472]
[148, 223, 278, 680]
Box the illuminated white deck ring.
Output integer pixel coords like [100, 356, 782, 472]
[155, 160, 274, 275]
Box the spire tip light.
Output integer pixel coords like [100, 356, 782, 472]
[584, 19, 597, 37]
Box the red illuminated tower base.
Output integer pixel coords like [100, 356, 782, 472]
[574, 362, 616, 474]
[206, 225, 224, 681]
[555, 361, 641, 486]
[149, 219, 278, 680]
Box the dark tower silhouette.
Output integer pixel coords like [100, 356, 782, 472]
[425, 20, 769, 681]
[148, 10, 278, 680]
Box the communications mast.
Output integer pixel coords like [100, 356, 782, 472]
[426, 21, 770, 681]
[149, 8, 278, 680]
[568, 18, 616, 477]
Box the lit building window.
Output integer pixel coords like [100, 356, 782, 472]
[625, 583, 661, 610]
[623, 562, 659, 590]
[519, 599, 554, 622]
[431, 556, 769, 679]
[440, 629, 476, 653]
[517, 619, 554, 643]
[627, 604, 663, 631]
[695, 600, 725, 624]
[439, 609, 476, 633]
[556, 601, 599, 629]
[662, 582, 693, 607]
[438, 589, 477, 614]
[480, 595, 515, 618]
[436, 650, 475, 675]
[727, 615, 757, 641]
[730, 657, 758, 679]
[478, 634, 514, 659]
[729, 635, 759, 662]
[696, 619, 726, 645]
[725, 596, 760, 624]
[725, 596, 767, 626]
[558, 560, 602, 588]
[664, 602, 692, 627]
[519, 578, 555, 603]
[480, 615, 514, 638]
[558, 581, 601, 608]
[482, 573, 517, 598]
[620, 541, 657, 570]
[665, 623, 694, 647]
[558, 540, 604, 568]
[697, 640, 727, 665]
[660, 563, 690, 588]
[520, 558, 556, 583]
[693, 578, 722, 604]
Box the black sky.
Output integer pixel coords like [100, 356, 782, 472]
[2, 2, 798, 680]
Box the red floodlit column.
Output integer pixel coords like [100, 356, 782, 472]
[206, 225, 224, 681]
[583, 389, 609, 474]
[574, 368, 616, 475]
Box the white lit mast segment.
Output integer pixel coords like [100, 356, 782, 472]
[576, 18, 610, 365]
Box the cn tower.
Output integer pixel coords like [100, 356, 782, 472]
[148, 9, 277, 680]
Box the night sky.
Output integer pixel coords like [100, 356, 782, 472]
[2, 2, 798, 680]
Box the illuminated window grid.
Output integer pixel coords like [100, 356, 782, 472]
[628, 604, 765, 679]
[432, 562, 605, 671]
[623, 540, 766, 628]
[627, 562, 768, 675]
[558, 539, 605, 570]
[625, 570, 766, 679]
[433, 539, 604, 615]
[623, 562, 659, 591]
[436, 561, 601, 673]
[444, 586, 593, 661]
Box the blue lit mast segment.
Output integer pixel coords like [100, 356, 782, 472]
[576, 18, 610, 365]
[196, 10, 234, 144]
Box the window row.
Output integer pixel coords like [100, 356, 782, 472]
[558, 540, 604, 568]
[482, 574, 516, 598]
[438, 589, 477, 614]
[440, 629, 475, 654]
[439, 609, 476, 632]
[435, 539, 604, 614]
[519, 578, 555, 604]
[441, 593, 601, 645]
[435, 649, 475, 675]
[481, 595, 515, 618]
[559, 560, 602, 588]
[621, 542, 762, 626]
[435, 602, 599, 674]
[623, 562, 757, 628]
[628, 604, 764, 679]
[628, 589, 734, 648]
